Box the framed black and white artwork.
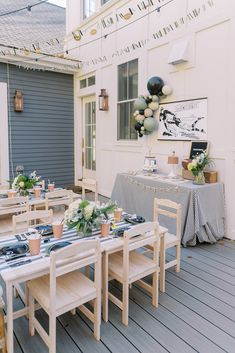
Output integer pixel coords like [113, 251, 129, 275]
[157, 98, 207, 141]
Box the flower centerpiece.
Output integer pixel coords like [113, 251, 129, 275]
[187, 152, 212, 185]
[64, 199, 116, 237]
[11, 170, 41, 195]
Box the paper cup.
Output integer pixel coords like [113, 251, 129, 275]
[34, 187, 41, 198]
[29, 235, 41, 256]
[48, 183, 55, 192]
[8, 190, 17, 198]
[52, 222, 63, 239]
[101, 222, 111, 237]
[114, 208, 123, 223]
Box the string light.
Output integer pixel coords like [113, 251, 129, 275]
[0, 1, 48, 17]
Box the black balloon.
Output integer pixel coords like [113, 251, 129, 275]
[135, 122, 142, 131]
[147, 76, 164, 95]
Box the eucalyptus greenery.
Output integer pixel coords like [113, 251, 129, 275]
[64, 199, 116, 237]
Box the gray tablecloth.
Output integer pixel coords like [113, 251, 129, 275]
[111, 173, 225, 246]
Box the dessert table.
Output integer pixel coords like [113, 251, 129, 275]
[111, 173, 225, 246]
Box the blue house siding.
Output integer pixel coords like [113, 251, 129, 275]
[0, 63, 74, 187]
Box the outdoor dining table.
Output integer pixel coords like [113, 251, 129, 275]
[0, 221, 167, 353]
[0, 189, 80, 211]
[111, 172, 226, 246]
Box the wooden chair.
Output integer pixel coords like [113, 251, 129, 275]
[105, 221, 159, 326]
[0, 286, 6, 353]
[0, 196, 29, 216]
[12, 209, 53, 234]
[27, 240, 101, 353]
[77, 178, 98, 204]
[45, 189, 73, 210]
[153, 198, 182, 291]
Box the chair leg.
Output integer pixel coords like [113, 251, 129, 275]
[70, 308, 76, 315]
[13, 287, 18, 298]
[28, 291, 35, 336]
[176, 243, 181, 272]
[49, 315, 56, 353]
[0, 308, 6, 353]
[93, 297, 101, 341]
[85, 265, 90, 278]
[152, 270, 159, 308]
[122, 282, 129, 326]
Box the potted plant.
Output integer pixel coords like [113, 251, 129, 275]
[64, 199, 116, 237]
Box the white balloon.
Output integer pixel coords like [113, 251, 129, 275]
[162, 85, 173, 95]
[148, 102, 159, 111]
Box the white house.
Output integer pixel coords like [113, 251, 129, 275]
[65, 0, 235, 239]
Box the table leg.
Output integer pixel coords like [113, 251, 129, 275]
[160, 234, 166, 293]
[6, 282, 14, 353]
[102, 253, 108, 322]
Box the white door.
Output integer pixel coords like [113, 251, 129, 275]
[82, 96, 96, 179]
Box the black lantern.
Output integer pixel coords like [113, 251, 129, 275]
[14, 90, 23, 112]
[99, 89, 109, 111]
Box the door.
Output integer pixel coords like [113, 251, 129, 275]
[82, 96, 96, 179]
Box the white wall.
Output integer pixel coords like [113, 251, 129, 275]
[66, 0, 235, 239]
[0, 82, 9, 186]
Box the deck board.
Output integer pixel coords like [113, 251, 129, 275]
[3, 240, 235, 353]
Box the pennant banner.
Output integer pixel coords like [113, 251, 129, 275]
[80, 0, 214, 69]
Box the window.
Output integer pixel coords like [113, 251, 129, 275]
[117, 59, 138, 140]
[83, 0, 95, 19]
[80, 75, 96, 89]
[101, 0, 110, 5]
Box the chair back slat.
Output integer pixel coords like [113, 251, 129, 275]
[78, 178, 98, 204]
[45, 189, 73, 209]
[154, 198, 182, 239]
[49, 240, 100, 312]
[0, 196, 29, 216]
[12, 209, 53, 234]
[123, 222, 159, 280]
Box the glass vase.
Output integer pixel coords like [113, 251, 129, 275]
[20, 189, 29, 196]
[193, 171, 205, 185]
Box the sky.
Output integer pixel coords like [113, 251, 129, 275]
[48, 0, 66, 7]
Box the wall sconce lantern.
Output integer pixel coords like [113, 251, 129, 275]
[14, 90, 23, 112]
[99, 89, 109, 111]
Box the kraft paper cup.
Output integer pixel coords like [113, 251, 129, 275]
[29, 234, 41, 256]
[48, 183, 55, 192]
[8, 190, 17, 198]
[114, 208, 123, 223]
[101, 222, 111, 237]
[34, 187, 41, 198]
[52, 222, 63, 239]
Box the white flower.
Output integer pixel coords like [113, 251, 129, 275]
[19, 181, 25, 188]
[84, 205, 94, 220]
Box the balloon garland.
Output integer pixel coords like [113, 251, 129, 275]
[133, 76, 173, 137]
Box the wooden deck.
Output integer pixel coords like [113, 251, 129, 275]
[5, 239, 235, 353]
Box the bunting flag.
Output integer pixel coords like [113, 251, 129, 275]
[80, 0, 215, 69]
[0, 0, 215, 70]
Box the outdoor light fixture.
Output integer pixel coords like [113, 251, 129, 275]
[14, 90, 23, 112]
[99, 89, 109, 111]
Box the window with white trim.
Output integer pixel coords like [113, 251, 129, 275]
[117, 59, 138, 140]
[83, 0, 95, 19]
